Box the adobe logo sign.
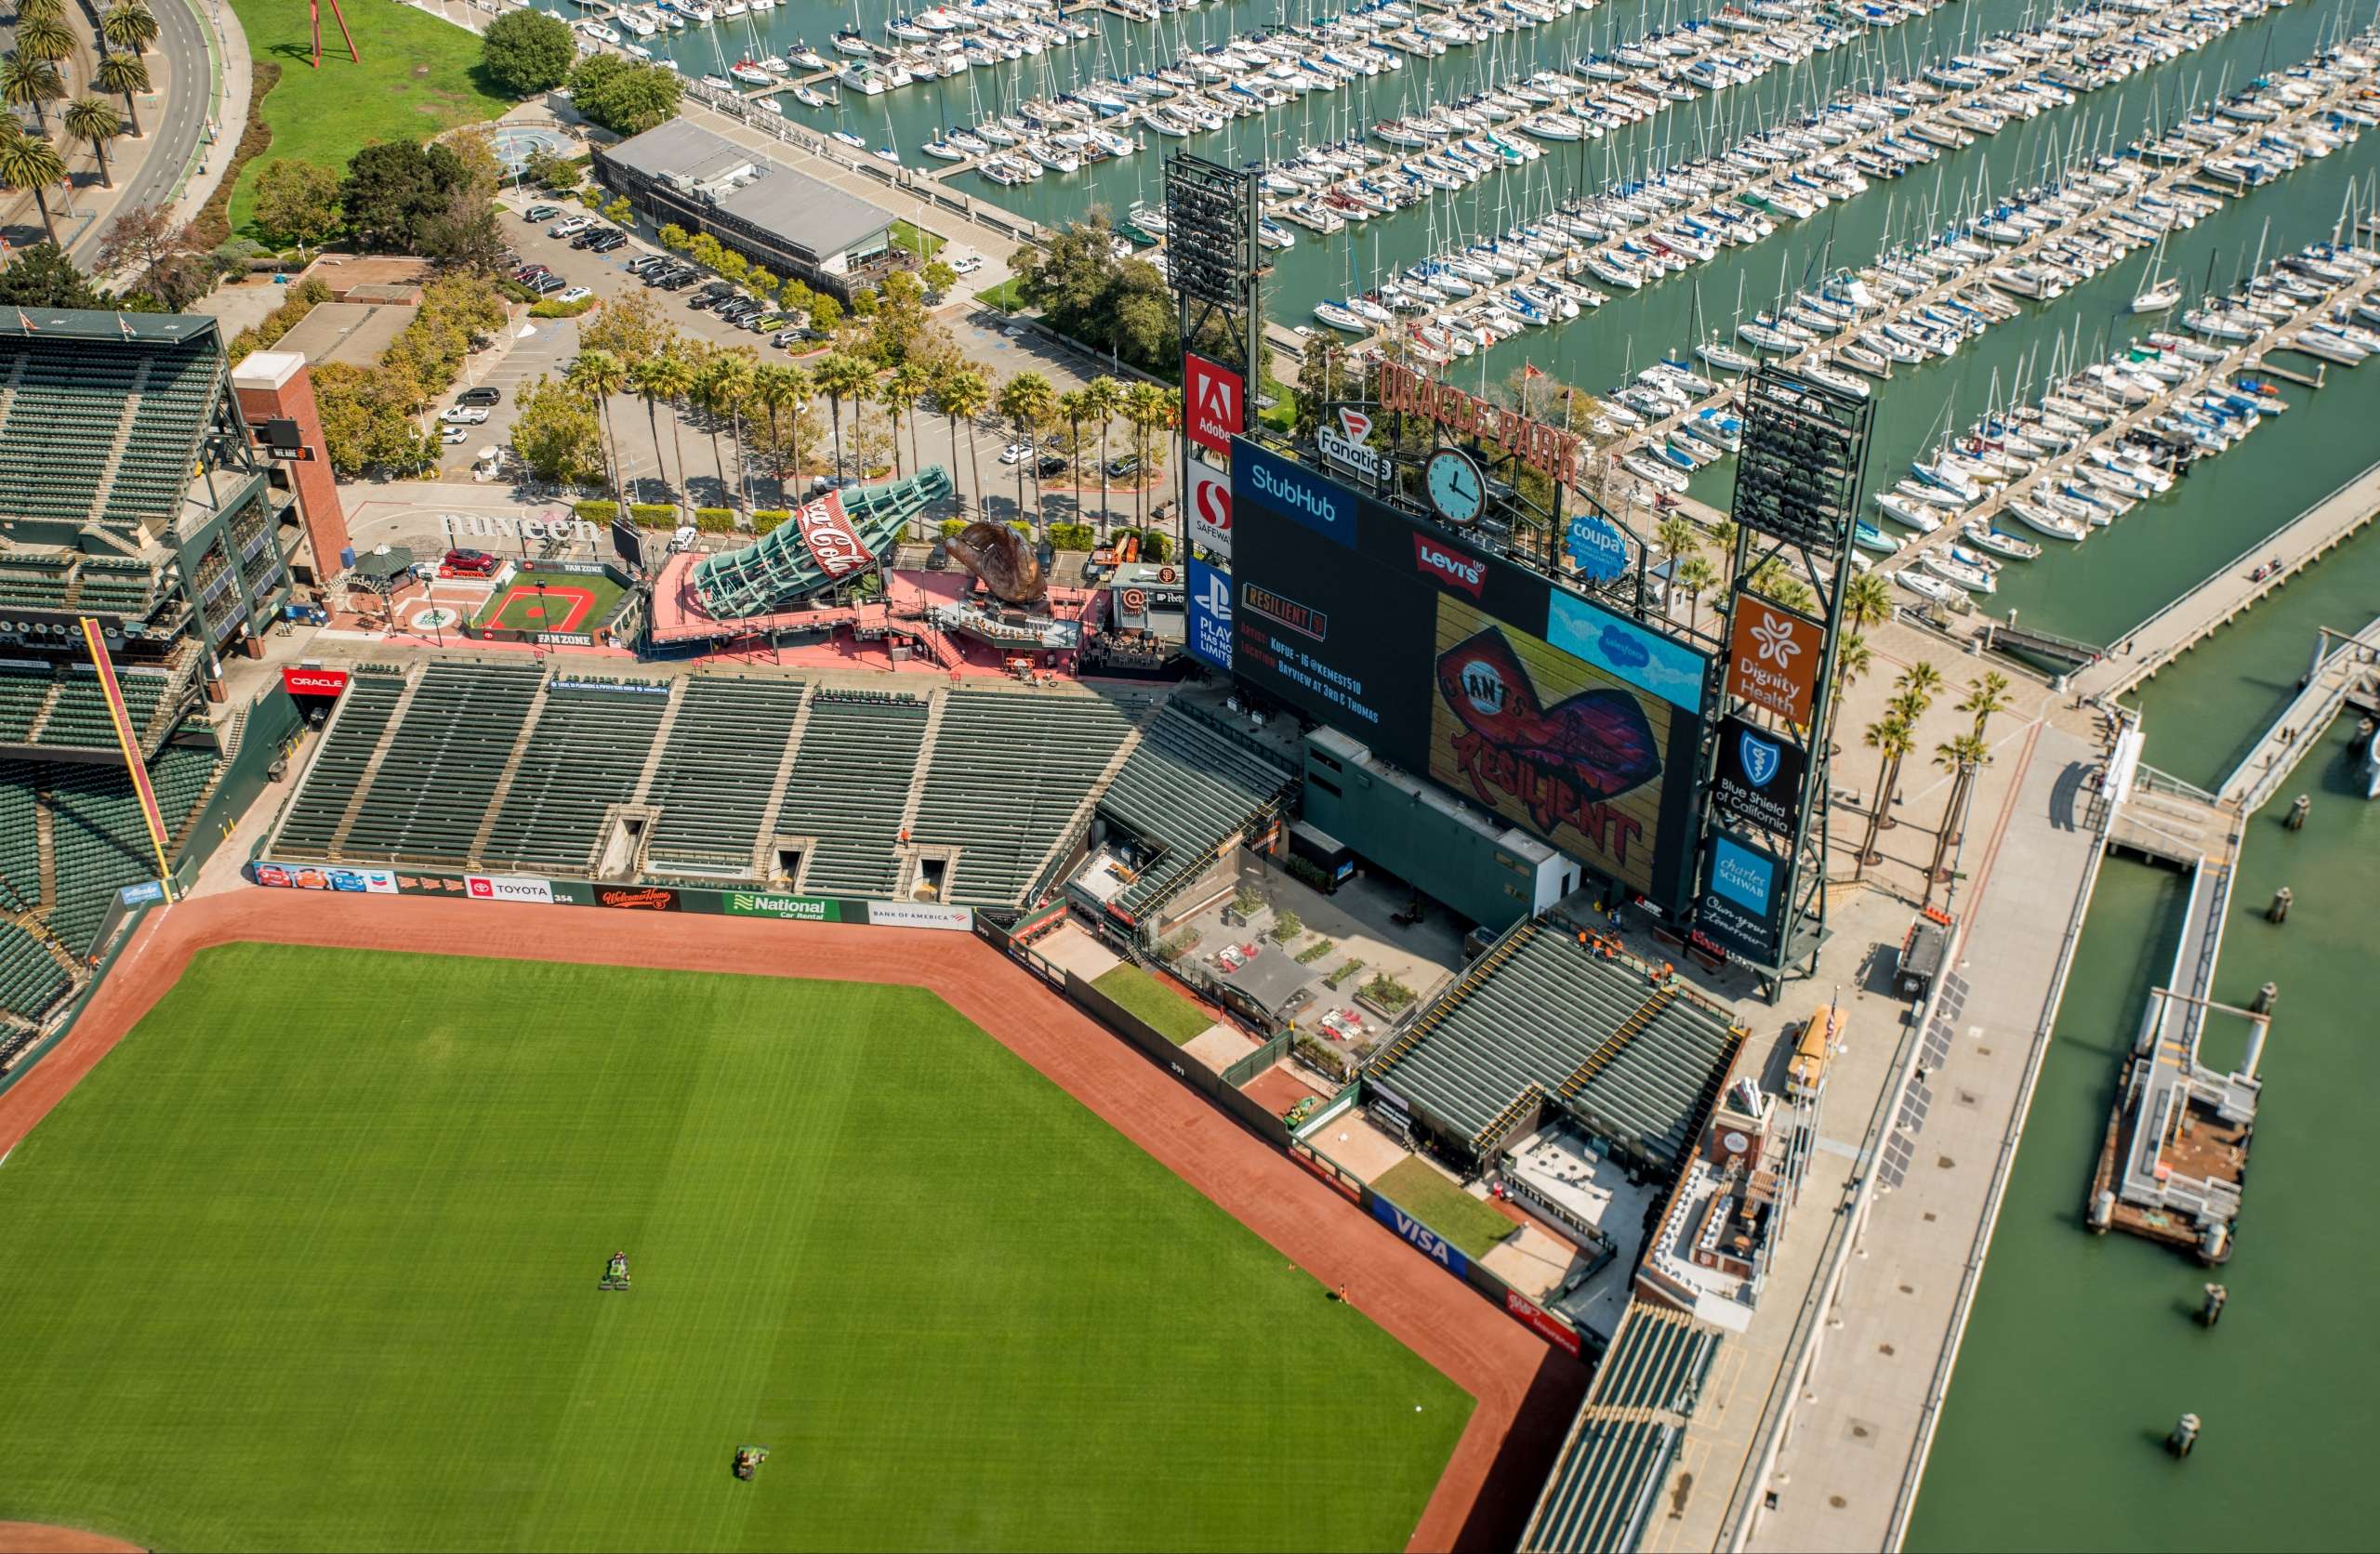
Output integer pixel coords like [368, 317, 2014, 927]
[1726, 594, 1824, 726]
[1183, 353, 1243, 456]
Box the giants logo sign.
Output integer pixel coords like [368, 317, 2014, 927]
[1413, 533, 1487, 598]
[792, 489, 876, 580]
[1187, 462, 1232, 558]
[1183, 354, 1243, 455]
[1726, 594, 1824, 726]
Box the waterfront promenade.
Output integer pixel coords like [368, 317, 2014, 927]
[2073, 459, 2380, 703]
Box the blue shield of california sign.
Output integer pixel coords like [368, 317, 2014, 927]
[1712, 713, 1805, 838]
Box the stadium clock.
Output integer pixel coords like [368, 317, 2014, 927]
[1424, 448, 1485, 527]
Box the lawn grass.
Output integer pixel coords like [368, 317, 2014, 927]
[226, 0, 514, 239]
[1373, 1158, 1520, 1261]
[888, 218, 945, 260]
[470, 572, 628, 634]
[0, 945, 1467, 1551]
[1091, 962, 1215, 1046]
[973, 276, 1026, 312]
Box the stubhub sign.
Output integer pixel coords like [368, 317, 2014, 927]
[1234, 436, 1355, 547]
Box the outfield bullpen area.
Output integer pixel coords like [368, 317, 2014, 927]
[0, 928, 1484, 1552]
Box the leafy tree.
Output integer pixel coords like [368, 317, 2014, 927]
[252, 158, 342, 253]
[714, 248, 749, 285]
[576, 289, 673, 364]
[93, 49, 147, 137]
[443, 129, 503, 202]
[101, 4, 160, 59]
[1008, 217, 1181, 371]
[522, 146, 576, 192]
[807, 292, 842, 332]
[480, 9, 577, 97]
[565, 55, 681, 136]
[0, 241, 108, 308]
[921, 258, 956, 296]
[417, 186, 507, 271]
[62, 97, 122, 189]
[850, 287, 879, 318]
[1, 54, 65, 134]
[92, 201, 188, 284]
[508, 374, 606, 487]
[310, 362, 434, 477]
[657, 223, 691, 252]
[339, 140, 475, 254]
[602, 195, 632, 226]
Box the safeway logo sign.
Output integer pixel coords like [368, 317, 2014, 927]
[1413, 533, 1487, 598]
[1726, 593, 1823, 725]
[1187, 462, 1232, 558]
[1183, 353, 1242, 456]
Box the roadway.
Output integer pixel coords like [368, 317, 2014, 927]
[67, 0, 218, 262]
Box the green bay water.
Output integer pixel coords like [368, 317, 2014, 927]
[1906, 527, 2380, 1550]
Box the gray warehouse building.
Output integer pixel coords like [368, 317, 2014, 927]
[592, 118, 911, 300]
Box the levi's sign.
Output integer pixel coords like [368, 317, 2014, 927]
[1412, 533, 1487, 598]
[1378, 362, 1583, 484]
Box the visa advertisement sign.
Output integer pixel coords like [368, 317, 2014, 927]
[1233, 436, 1355, 547]
[1186, 559, 1234, 671]
[1368, 1192, 1471, 1279]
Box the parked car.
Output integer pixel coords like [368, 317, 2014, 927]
[442, 548, 499, 577]
[457, 387, 501, 407]
[1036, 454, 1070, 480]
[654, 270, 696, 291]
[529, 273, 569, 296]
[439, 406, 490, 426]
[440, 426, 469, 445]
[556, 287, 593, 305]
[1105, 454, 1142, 479]
[951, 254, 985, 275]
[998, 442, 1033, 466]
[514, 263, 550, 283]
[523, 204, 562, 222]
[587, 231, 627, 254]
[548, 217, 592, 238]
[628, 253, 670, 274]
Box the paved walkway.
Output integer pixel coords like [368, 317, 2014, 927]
[1739, 721, 2109, 1552]
[2074, 458, 2380, 702]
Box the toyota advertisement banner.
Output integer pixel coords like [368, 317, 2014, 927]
[245, 863, 973, 931]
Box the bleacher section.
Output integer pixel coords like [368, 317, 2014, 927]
[0, 919, 71, 1029]
[1520, 1304, 1725, 1554]
[906, 688, 1153, 906]
[780, 691, 930, 898]
[481, 680, 672, 874]
[272, 668, 406, 856]
[0, 663, 50, 743]
[1095, 704, 1297, 922]
[0, 651, 201, 758]
[337, 662, 542, 865]
[1368, 924, 1743, 1173]
[0, 323, 221, 532]
[642, 675, 806, 875]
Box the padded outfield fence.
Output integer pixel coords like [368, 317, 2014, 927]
[239, 863, 976, 932]
[976, 915, 1589, 1361]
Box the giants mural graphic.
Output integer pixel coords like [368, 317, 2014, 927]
[1428, 598, 1678, 894]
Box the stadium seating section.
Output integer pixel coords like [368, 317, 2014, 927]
[1522, 1304, 1725, 1554]
[0, 325, 221, 533]
[1095, 704, 1298, 921]
[1368, 922, 1742, 1172]
[266, 664, 1289, 915]
[0, 738, 224, 1029]
[0, 651, 202, 759]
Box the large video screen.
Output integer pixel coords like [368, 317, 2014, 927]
[1227, 438, 1712, 912]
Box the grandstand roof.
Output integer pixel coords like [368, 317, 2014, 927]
[1368, 921, 1743, 1169]
[1521, 1304, 1725, 1554]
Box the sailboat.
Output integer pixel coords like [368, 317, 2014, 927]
[2132, 229, 2183, 313]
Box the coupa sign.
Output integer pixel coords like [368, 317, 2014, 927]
[1368, 1192, 1471, 1278]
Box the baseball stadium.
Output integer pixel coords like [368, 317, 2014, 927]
[1, 303, 1772, 1554]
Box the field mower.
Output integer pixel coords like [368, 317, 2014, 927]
[599, 1252, 631, 1291]
[734, 1445, 770, 1481]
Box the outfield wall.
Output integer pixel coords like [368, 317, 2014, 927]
[239, 864, 973, 931]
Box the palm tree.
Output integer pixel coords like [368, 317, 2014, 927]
[93, 49, 146, 138]
[2, 54, 65, 133]
[1084, 375, 1120, 532]
[694, 352, 754, 507]
[811, 351, 871, 486]
[1844, 572, 1895, 635]
[15, 0, 68, 22]
[933, 364, 990, 518]
[101, 4, 160, 59]
[1707, 516, 1739, 560]
[996, 370, 1056, 533]
[751, 364, 810, 496]
[1896, 661, 1944, 717]
[1924, 732, 1993, 897]
[564, 349, 631, 512]
[1856, 714, 1914, 877]
[0, 127, 64, 243]
[1826, 631, 1872, 752]
[1121, 381, 1170, 534]
[1957, 670, 2013, 741]
[1657, 514, 1699, 561]
[62, 97, 120, 189]
[1056, 387, 1092, 501]
[1674, 554, 1718, 634]
[627, 354, 690, 511]
[12, 18, 73, 78]
[885, 362, 929, 479]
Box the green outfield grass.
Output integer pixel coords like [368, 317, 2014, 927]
[0, 945, 1468, 1551]
[228, 0, 513, 240]
[471, 572, 628, 635]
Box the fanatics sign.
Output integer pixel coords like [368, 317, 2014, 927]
[1184, 354, 1244, 455]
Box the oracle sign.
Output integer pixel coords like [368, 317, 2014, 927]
[1186, 461, 1233, 559]
[282, 666, 349, 697]
[1183, 353, 1243, 456]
